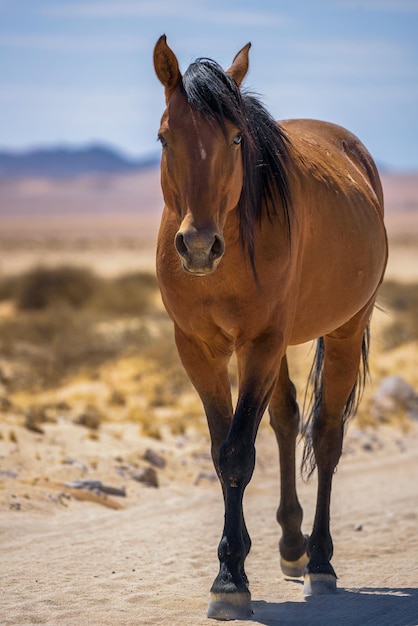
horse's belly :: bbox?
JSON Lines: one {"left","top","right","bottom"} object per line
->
{"left": 289, "top": 220, "right": 387, "bottom": 344}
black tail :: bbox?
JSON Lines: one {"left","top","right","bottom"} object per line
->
{"left": 301, "top": 325, "right": 370, "bottom": 478}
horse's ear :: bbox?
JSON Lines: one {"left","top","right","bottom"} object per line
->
{"left": 226, "top": 43, "right": 251, "bottom": 87}
{"left": 153, "top": 35, "right": 182, "bottom": 103}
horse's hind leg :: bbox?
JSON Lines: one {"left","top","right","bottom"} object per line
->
{"left": 269, "top": 356, "right": 308, "bottom": 577}
{"left": 304, "top": 303, "right": 374, "bottom": 595}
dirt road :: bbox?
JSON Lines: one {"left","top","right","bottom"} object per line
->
{"left": 1, "top": 421, "right": 417, "bottom": 625}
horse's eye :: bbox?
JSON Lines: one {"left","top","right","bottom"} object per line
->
{"left": 158, "top": 135, "right": 168, "bottom": 148}
{"left": 232, "top": 134, "right": 242, "bottom": 146}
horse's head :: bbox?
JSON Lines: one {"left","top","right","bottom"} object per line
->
{"left": 153, "top": 35, "right": 251, "bottom": 276}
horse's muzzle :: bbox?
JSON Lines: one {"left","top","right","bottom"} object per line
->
{"left": 174, "top": 227, "right": 225, "bottom": 275}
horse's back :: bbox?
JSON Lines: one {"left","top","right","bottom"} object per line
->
{"left": 282, "top": 118, "right": 384, "bottom": 215}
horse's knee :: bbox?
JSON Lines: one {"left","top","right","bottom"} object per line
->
{"left": 218, "top": 440, "right": 255, "bottom": 489}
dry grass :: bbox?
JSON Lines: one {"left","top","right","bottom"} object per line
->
{"left": 377, "top": 280, "right": 418, "bottom": 349}
{"left": 0, "top": 266, "right": 416, "bottom": 439}
{"left": 0, "top": 266, "right": 184, "bottom": 394}
{"left": 0, "top": 265, "right": 158, "bottom": 314}
{"left": 0, "top": 265, "right": 200, "bottom": 439}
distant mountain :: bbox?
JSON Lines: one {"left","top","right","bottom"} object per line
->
{"left": 0, "top": 144, "right": 159, "bottom": 179}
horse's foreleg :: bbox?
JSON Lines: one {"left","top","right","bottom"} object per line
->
{"left": 174, "top": 327, "right": 254, "bottom": 616}
{"left": 208, "top": 402, "right": 257, "bottom": 620}
{"left": 208, "top": 336, "right": 284, "bottom": 620}
{"left": 269, "top": 356, "right": 308, "bottom": 577}
{"left": 305, "top": 309, "right": 372, "bottom": 595}
{"left": 174, "top": 324, "right": 233, "bottom": 457}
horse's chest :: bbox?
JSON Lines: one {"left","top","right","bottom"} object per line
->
{"left": 171, "top": 287, "right": 262, "bottom": 344}
{"left": 193, "top": 293, "right": 245, "bottom": 332}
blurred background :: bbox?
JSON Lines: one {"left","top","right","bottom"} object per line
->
{"left": 1, "top": 0, "right": 417, "bottom": 168}
{"left": 0, "top": 1, "right": 417, "bottom": 509}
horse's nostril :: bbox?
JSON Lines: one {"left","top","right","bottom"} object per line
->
{"left": 175, "top": 232, "right": 188, "bottom": 258}
{"left": 175, "top": 228, "right": 224, "bottom": 273}
{"left": 210, "top": 234, "right": 224, "bottom": 260}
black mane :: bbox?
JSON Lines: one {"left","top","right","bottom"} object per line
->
{"left": 181, "top": 58, "right": 292, "bottom": 274}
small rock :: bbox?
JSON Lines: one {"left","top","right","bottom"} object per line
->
{"left": 47, "top": 492, "right": 70, "bottom": 506}
{"left": 24, "top": 406, "right": 47, "bottom": 434}
{"left": 62, "top": 457, "right": 88, "bottom": 474}
{"left": 64, "top": 479, "right": 126, "bottom": 496}
{"left": 0, "top": 469, "right": 19, "bottom": 478}
{"left": 74, "top": 405, "right": 102, "bottom": 430}
{"left": 143, "top": 448, "right": 166, "bottom": 469}
{"left": 24, "top": 420, "right": 44, "bottom": 435}
{"left": 373, "top": 376, "right": 418, "bottom": 421}
{"left": 131, "top": 467, "right": 159, "bottom": 488}
{"left": 354, "top": 523, "right": 363, "bottom": 532}
{"left": 194, "top": 471, "right": 218, "bottom": 486}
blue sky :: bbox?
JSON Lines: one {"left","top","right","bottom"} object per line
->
{"left": 0, "top": 0, "right": 417, "bottom": 170}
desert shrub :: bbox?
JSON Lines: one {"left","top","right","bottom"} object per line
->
{"left": 6, "top": 266, "right": 158, "bottom": 317}
{"left": 91, "top": 272, "right": 158, "bottom": 316}
{"left": 0, "top": 275, "right": 18, "bottom": 301}
{"left": 0, "top": 266, "right": 183, "bottom": 394}
{"left": 16, "top": 266, "right": 97, "bottom": 310}
{"left": 0, "top": 308, "right": 119, "bottom": 390}
{"left": 377, "top": 280, "right": 418, "bottom": 349}
{"left": 74, "top": 404, "right": 103, "bottom": 430}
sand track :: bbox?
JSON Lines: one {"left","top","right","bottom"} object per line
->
{"left": 1, "top": 422, "right": 417, "bottom": 625}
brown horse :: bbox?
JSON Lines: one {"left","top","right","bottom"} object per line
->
{"left": 153, "top": 35, "right": 388, "bottom": 620}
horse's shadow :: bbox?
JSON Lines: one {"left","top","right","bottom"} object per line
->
{"left": 251, "top": 585, "right": 418, "bottom": 625}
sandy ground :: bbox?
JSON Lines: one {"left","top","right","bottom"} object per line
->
{"left": 1, "top": 169, "right": 418, "bottom": 624}
{"left": 1, "top": 418, "right": 418, "bottom": 625}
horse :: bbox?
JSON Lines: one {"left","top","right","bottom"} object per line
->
{"left": 153, "top": 35, "right": 388, "bottom": 620}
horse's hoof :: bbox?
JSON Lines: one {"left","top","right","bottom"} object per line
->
{"left": 280, "top": 551, "right": 309, "bottom": 578}
{"left": 303, "top": 572, "right": 337, "bottom": 595}
{"left": 207, "top": 591, "right": 253, "bottom": 621}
